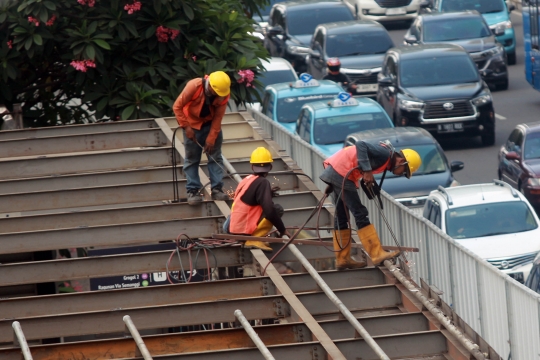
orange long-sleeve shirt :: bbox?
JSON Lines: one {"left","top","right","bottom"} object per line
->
{"left": 172, "top": 78, "right": 228, "bottom": 146}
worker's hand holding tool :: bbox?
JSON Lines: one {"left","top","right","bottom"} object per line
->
{"left": 184, "top": 125, "right": 196, "bottom": 141}
{"left": 279, "top": 230, "right": 292, "bottom": 239}
{"left": 362, "top": 170, "right": 375, "bottom": 187}
{"left": 204, "top": 142, "right": 215, "bottom": 154}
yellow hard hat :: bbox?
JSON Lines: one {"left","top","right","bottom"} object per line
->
{"left": 399, "top": 148, "right": 422, "bottom": 179}
{"left": 208, "top": 71, "right": 231, "bottom": 97}
{"left": 250, "top": 147, "right": 273, "bottom": 173}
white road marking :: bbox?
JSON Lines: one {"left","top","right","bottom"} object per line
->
{"left": 495, "top": 113, "right": 507, "bottom": 120}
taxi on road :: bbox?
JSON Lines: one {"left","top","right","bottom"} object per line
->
{"left": 260, "top": 73, "right": 343, "bottom": 134}
{"left": 295, "top": 92, "right": 394, "bottom": 157}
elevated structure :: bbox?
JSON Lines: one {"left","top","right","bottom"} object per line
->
{"left": 0, "top": 113, "right": 500, "bottom": 359}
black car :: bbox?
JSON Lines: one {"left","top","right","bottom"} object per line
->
{"left": 344, "top": 126, "right": 464, "bottom": 211}
{"left": 404, "top": 11, "right": 508, "bottom": 90}
{"left": 525, "top": 253, "right": 540, "bottom": 294}
{"left": 264, "top": 0, "right": 355, "bottom": 73}
{"left": 306, "top": 20, "right": 394, "bottom": 97}
{"left": 377, "top": 44, "right": 496, "bottom": 146}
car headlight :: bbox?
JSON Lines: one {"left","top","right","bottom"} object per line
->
{"left": 398, "top": 99, "right": 424, "bottom": 111}
{"left": 471, "top": 94, "right": 492, "bottom": 106}
{"left": 287, "top": 45, "right": 310, "bottom": 55}
{"left": 483, "top": 46, "right": 504, "bottom": 57}
{"left": 527, "top": 177, "right": 540, "bottom": 186}
{"left": 490, "top": 20, "right": 512, "bottom": 31}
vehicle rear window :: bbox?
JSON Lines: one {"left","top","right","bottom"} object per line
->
{"left": 524, "top": 132, "right": 540, "bottom": 160}
{"left": 313, "top": 113, "right": 393, "bottom": 145}
{"left": 276, "top": 94, "right": 337, "bottom": 123}
{"left": 424, "top": 17, "right": 491, "bottom": 42}
{"left": 400, "top": 55, "right": 479, "bottom": 87}
{"left": 445, "top": 201, "right": 538, "bottom": 239}
{"left": 326, "top": 30, "right": 394, "bottom": 57}
{"left": 441, "top": 0, "right": 505, "bottom": 14}
{"left": 286, "top": 7, "right": 354, "bottom": 36}
{"left": 377, "top": 144, "right": 447, "bottom": 179}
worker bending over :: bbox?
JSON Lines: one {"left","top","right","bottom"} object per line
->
{"left": 321, "top": 140, "right": 421, "bottom": 270}
{"left": 226, "top": 147, "right": 291, "bottom": 251}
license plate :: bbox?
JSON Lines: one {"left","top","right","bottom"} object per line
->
{"left": 356, "top": 84, "right": 378, "bottom": 93}
{"left": 509, "top": 272, "right": 524, "bottom": 283}
{"left": 437, "top": 123, "right": 463, "bottom": 133}
{"left": 386, "top": 7, "right": 406, "bottom": 15}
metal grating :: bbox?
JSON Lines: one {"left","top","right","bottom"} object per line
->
{"left": 374, "top": 0, "right": 413, "bottom": 8}
{"left": 423, "top": 101, "right": 475, "bottom": 119}
{"left": 346, "top": 72, "right": 378, "bottom": 84}
{"left": 488, "top": 253, "right": 538, "bottom": 270}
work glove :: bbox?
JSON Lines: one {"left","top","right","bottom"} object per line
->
{"left": 271, "top": 186, "right": 280, "bottom": 197}
{"left": 184, "top": 126, "right": 196, "bottom": 141}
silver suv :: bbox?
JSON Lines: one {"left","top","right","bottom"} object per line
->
{"left": 423, "top": 180, "right": 540, "bottom": 283}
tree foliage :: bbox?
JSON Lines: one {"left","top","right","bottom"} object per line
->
{"left": 0, "top": 0, "right": 269, "bottom": 127}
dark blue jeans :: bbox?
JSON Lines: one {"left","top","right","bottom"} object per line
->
{"left": 331, "top": 186, "right": 370, "bottom": 230}
{"left": 183, "top": 123, "right": 224, "bottom": 193}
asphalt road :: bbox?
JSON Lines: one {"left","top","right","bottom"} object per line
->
{"left": 384, "top": 11, "right": 540, "bottom": 185}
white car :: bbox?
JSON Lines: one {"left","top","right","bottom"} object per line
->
{"left": 423, "top": 180, "right": 540, "bottom": 283}
{"left": 342, "top": 0, "right": 423, "bottom": 22}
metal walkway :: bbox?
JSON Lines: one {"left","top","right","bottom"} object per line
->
{"left": 0, "top": 113, "right": 500, "bottom": 359}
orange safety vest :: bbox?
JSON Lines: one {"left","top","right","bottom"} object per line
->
{"left": 229, "top": 175, "right": 263, "bottom": 235}
{"left": 182, "top": 75, "right": 230, "bottom": 119}
{"left": 324, "top": 146, "right": 390, "bottom": 188}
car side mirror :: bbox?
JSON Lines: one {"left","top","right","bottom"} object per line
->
{"left": 420, "top": 0, "right": 431, "bottom": 8}
{"left": 378, "top": 77, "right": 394, "bottom": 87}
{"left": 450, "top": 161, "right": 464, "bottom": 172}
{"left": 309, "top": 48, "right": 321, "bottom": 58}
{"left": 492, "top": 27, "right": 505, "bottom": 36}
{"left": 268, "top": 25, "right": 284, "bottom": 36}
{"left": 506, "top": 151, "right": 521, "bottom": 161}
{"left": 404, "top": 34, "right": 418, "bottom": 45}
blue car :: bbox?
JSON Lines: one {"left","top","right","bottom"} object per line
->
{"left": 422, "top": 0, "right": 516, "bottom": 64}
{"left": 260, "top": 73, "right": 343, "bottom": 134}
{"left": 295, "top": 92, "right": 394, "bottom": 157}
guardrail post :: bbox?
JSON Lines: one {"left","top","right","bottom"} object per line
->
{"left": 12, "top": 321, "right": 33, "bottom": 360}
{"left": 234, "top": 309, "right": 276, "bottom": 360}
{"left": 123, "top": 315, "right": 153, "bottom": 360}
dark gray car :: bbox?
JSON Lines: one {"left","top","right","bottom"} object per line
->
{"left": 344, "top": 126, "right": 464, "bottom": 211}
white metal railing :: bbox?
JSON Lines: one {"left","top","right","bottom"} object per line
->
{"left": 248, "top": 108, "right": 540, "bottom": 360}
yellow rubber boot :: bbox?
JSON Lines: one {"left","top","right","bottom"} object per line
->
{"left": 357, "top": 224, "right": 400, "bottom": 265}
{"left": 245, "top": 218, "right": 273, "bottom": 252}
{"left": 333, "top": 229, "right": 367, "bottom": 270}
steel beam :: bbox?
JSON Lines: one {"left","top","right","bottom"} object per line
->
{"left": 0, "top": 119, "right": 157, "bottom": 141}
{"left": 0, "top": 207, "right": 329, "bottom": 254}
{"left": 0, "top": 129, "right": 169, "bottom": 158}
{"left": 0, "top": 147, "right": 172, "bottom": 180}
{"left": 0, "top": 286, "right": 401, "bottom": 342}
{"left": 164, "top": 115, "right": 247, "bottom": 126}
{"left": 0, "top": 240, "right": 337, "bottom": 286}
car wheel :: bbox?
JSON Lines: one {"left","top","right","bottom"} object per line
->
{"left": 498, "top": 169, "right": 502, "bottom": 180}
{"left": 481, "top": 129, "right": 495, "bottom": 146}
{"left": 497, "top": 79, "right": 509, "bottom": 91}
{"left": 508, "top": 52, "right": 516, "bottom": 65}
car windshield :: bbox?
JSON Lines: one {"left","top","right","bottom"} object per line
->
{"left": 255, "top": 0, "right": 283, "bottom": 21}
{"left": 313, "top": 113, "right": 393, "bottom": 145}
{"left": 446, "top": 202, "right": 538, "bottom": 239}
{"left": 524, "top": 132, "right": 540, "bottom": 160}
{"left": 326, "top": 30, "right": 394, "bottom": 57}
{"left": 286, "top": 7, "right": 354, "bottom": 36}
{"left": 400, "top": 55, "right": 479, "bottom": 87}
{"left": 257, "top": 70, "right": 298, "bottom": 98}
{"left": 441, "top": 0, "right": 505, "bottom": 14}
{"left": 375, "top": 144, "right": 447, "bottom": 179}
{"left": 276, "top": 93, "right": 337, "bottom": 123}
{"left": 424, "top": 17, "right": 491, "bottom": 42}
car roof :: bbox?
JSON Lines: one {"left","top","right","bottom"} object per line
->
{"left": 267, "top": 80, "right": 343, "bottom": 95}
{"left": 318, "top": 20, "right": 386, "bottom": 34}
{"left": 420, "top": 10, "right": 483, "bottom": 22}
{"left": 261, "top": 57, "right": 296, "bottom": 72}
{"left": 434, "top": 182, "right": 522, "bottom": 208}
{"left": 346, "top": 127, "right": 436, "bottom": 147}
{"left": 276, "top": 0, "right": 346, "bottom": 11}
{"left": 389, "top": 43, "right": 468, "bottom": 60}
{"left": 303, "top": 97, "right": 385, "bottom": 116}
{"left": 518, "top": 121, "right": 540, "bottom": 134}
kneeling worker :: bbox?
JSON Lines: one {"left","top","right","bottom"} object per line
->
{"left": 227, "top": 147, "right": 290, "bottom": 251}
{"left": 321, "top": 140, "right": 421, "bottom": 269}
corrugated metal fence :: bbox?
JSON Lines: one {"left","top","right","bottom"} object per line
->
{"left": 248, "top": 108, "right": 540, "bottom": 360}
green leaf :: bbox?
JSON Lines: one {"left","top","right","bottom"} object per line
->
{"left": 118, "top": 26, "right": 127, "bottom": 41}
{"left": 204, "top": 43, "right": 219, "bottom": 57}
{"left": 39, "top": 7, "right": 48, "bottom": 23}
{"left": 0, "top": 13, "right": 6, "bottom": 23}
{"left": 183, "top": 3, "right": 194, "bottom": 20}
{"left": 145, "top": 104, "right": 162, "bottom": 117}
{"left": 229, "top": 11, "right": 238, "bottom": 21}
{"left": 145, "top": 26, "right": 156, "bottom": 39}
{"left": 43, "top": 1, "right": 56, "bottom": 10}
{"left": 96, "top": 97, "right": 108, "bottom": 111}
{"left": 24, "top": 37, "right": 33, "bottom": 51}
{"left": 153, "top": 0, "right": 162, "bottom": 14}
{"left": 85, "top": 45, "right": 95, "bottom": 59}
{"left": 124, "top": 21, "right": 138, "bottom": 37}
{"left": 93, "top": 39, "right": 110, "bottom": 50}
{"left": 17, "top": 2, "right": 28, "bottom": 12}
{"left": 33, "top": 34, "right": 43, "bottom": 46}
{"left": 122, "top": 105, "right": 135, "bottom": 119}
{"left": 87, "top": 21, "right": 98, "bottom": 35}
{"left": 13, "top": 27, "right": 27, "bottom": 34}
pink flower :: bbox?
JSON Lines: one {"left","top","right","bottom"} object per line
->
{"left": 85, "top": 59, "right": 96, "bottom": 68}
{"left": 7, "top": 40, "right": 12, "bottom": 49}
{"left": 156, "top": 26, "right": 180, "bottom": 42}
{"left": 192, "top": 55, "right": 197, "bottom": 61}
{"left": 238, "top": 69, "right": 255, "bottom": 87}
{"left": 46, "top": 14, "right": 56, "bottom": 26}
{"left": 124, "top": 1, "right": 141, "bottom": 14}
{"left": 70, "top": 59, "right": 96, "bottom": 72}
{"left": 77, "top": 0, "right": 95, "bottom": 7}
{"left": 28, "top": 16, "right": 40, "bottom": 26}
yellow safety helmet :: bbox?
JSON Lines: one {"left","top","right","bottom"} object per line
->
{"left": 250, "top": 147, "right": 273, "bottom": 173}
{"left": 208, "top": 71, "right": 231, "bottom": 97}
{"left": 399, "top": 148, "right": 422, "bottom": 179}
